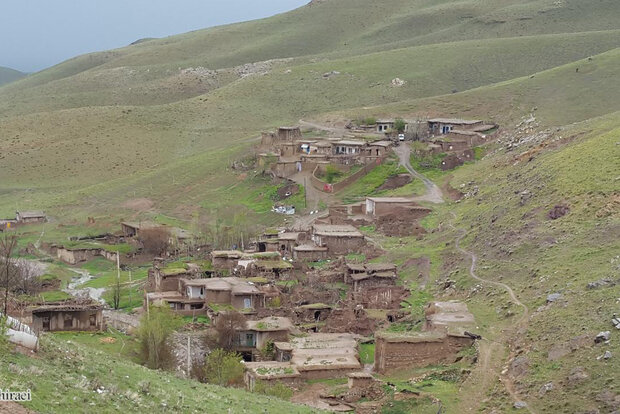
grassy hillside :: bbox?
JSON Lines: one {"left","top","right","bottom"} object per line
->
{"left": 363, "top": 111, "right": 620, "bottom": 412}
{"left": 0, "top": 66, "right": 25, "bottom": 86}
{"left": 0, "top": 332, "right": 317, "bottom": 413}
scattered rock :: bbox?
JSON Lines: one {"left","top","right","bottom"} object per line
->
{"left": 322, "top": 71, "right": 340, "bottom": 78}
{"left": 514, "top": 401, "right": 528, "bottom": 409}
{"left": 586, "top": 278, "right": 617, "bottom": 290}
{"left": 390, "top": 77, "right": 406, "bottom": 87}
{"left": 509, "top": 356, "right": 530, "bottom": 378}
{"left": 547, "top": 293, "right": 562, "bottom": 303}
{"left": 613, "top": 316, "right": 620, "bottom": 330}
{"left": 595, "top": 331, "right": 611, "bottom": 343}
{"left": 539, "top": 382, "right": 554, "bottom": 396}
{"left": 548, "top": 204, "right": 570, "bottom": 220}
{"left": 567, "top": 366, "right": 588, "bottom": 385}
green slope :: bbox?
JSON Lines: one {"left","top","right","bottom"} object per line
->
{"left": 0, "top": 334, "right": 317, "bottom": 413}
{"left": 0, "top": 66, "right": 25, "bottom": 86}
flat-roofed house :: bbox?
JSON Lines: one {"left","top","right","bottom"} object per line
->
{"left": 16, "top": 211, "right": 47, "bottom": 224}
{"left": 427, "top": 118, "right": 483, "bottom": 135}
{"left": 31, "top": 302, "right": 103, "bottom": 333}
{"left": 311, "top": 224, "right": 365, "bottom": 255}
{"left": 274, "top": 333, "right": 362, "bottom": 380}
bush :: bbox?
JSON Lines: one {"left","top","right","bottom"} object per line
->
{"left": 260, "top": 340, "right": 275, "bottom": 359}
{"left": 204, "top": 349, "right": 244, "bottom": 387}
{"left": 254, "top": 380, "right": 293, "bottom": 400}
{"left": 324, "top": 165, "right": 342, "bottom": 184}
{"left": 393, "top": 118, "right": 407, "bottom": 133}
{"left": 267, "top": 296, "right": 282, "bottom": 308}
{"left": 137, "top": 305, "right": 183, "bottom": 369}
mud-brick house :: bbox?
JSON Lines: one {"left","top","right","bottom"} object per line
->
{"left": 31, "top": 303, "right": 103, "bottom": 333}
{"left": 234, "top": 316, "right": 293, "bottom": 360}
{"left": 374, "top": 300, "right": 477, "bottom": 373}
{"left": 365, "top": 141, "right": 392, "bottom": 159}
{"left": 277, "top": 126, "right": 302, "bottom": 141}
{"left": 374, "top": 330, "right": 474, "bottom": 374}
{"left": 251, "top": 259, "right": 293, "bottom": 280}
{"left": 345, "top": 263, "right": 397, "bottom": 291}
{"left": 148, "top": 264, "right": 196, "bottom": 292}
{"left": 376, "top": 119, "right": 411, "bottom": 133}
{"left": 55, "top": 245, "right": 119, "bottom": 265}
{"left": 427, "top": 118, "right": 483, "bottom": 135}
{"left": 16, "top": 211, "right": 47, "bottom": 224}
{"left": 295, "top": 303, "right": 333, "bottom": 324}
{"left": 277, "top": 232, "right": 305, "bottom": 256}
{"left": 243, "top": 361, "right": 301, "bottom": 391}
{"left": 292, "top": 244, "right": 328, "bottom": 261}
{"left": 211, "top": 250, "right": 243, "bottom": 270}
{"left": 311, "top": 224, "right": 365, "bottom": 256}
{"left": 145, "top": 277, "right": 266, "bottom": 315}
{"left": 333, "top": 140, "right": 366, "bottom": 158}
{"left": 274, "top": 333, "right": 362, "bottom": 380}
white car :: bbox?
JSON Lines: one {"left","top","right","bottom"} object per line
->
{"left": 398, "top": 133, "right": 405, "bottom": 141}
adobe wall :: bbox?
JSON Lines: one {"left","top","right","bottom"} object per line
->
{"left": 299, "top": 368, "right": 359, "bottom": 381}
{"left": 256, "top": 330, "right": 289, "bottom": 349}
{"left": 375, "top": 335, "right": 474, "bottom": 374}
{"left": 351, "top": 286, "right": 407, "bottom": 309}
{"left": 293, "top": 249, "right": 328, "bottom": 261}
{"left": 232, "top": 295, "right": 263, "bottom": 310}
{"left": 324, "top": 236, "right": 366, "bottom": 255}
{"left": 206, "top": 290, "right": 232, "bottom": 305}
{"left": 32, "top": 310, "right": 103, "bottom": 333}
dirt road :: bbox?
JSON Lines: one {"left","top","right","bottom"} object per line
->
{"left": 394, "top": 144, "right": 444, "bottom": 203}
{"left": 450, "top": 212, "right": 534, "bottom": 414}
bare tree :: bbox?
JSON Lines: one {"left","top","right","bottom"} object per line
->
{"left": 0, "top": 234, "right": 18, "bottom": 315}
{"left": 214, "top": 311, "right": 247, "bottom": 350}
{"left": 13, "top": 259, "right": 42, "bottom": 296}
{"left": 139, "top": 228, "right": 170, "bottom": 256}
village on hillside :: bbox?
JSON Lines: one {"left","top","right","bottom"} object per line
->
{"left": 3, "top": 116, "right": 497, "bottom": 411}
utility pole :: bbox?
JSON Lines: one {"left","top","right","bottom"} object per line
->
{"left": 187, "top": 335, "right": 191, "bottom": 376}
{"left": 304, "top": 177, "right": 307, "bottom": 209}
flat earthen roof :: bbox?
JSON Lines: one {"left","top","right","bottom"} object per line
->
{"left": 313, "top": 224, "right": 363, "bottom": 238}
{"left": 428, "top": 118, "right": 482, "bottom": 125}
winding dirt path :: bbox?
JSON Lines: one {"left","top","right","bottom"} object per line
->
{"left": 394, "top": 144, "right": 444, "bottom": 203}
{"left": 449, "top": 212, "right": 534, "bottom": 413}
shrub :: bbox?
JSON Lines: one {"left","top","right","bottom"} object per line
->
{"left": 267, "top": 296, "right": 282, "bottom": 308}
{"left": 260, "top": 340, "right": 275, "bottom": 359}
{"left": 324, "top": 165, "right": 342, "bottom": 184}
{"left": 137, "top": 304, "right": 183, "bottom": 369}
{"left": 393, "top": 118, "right": 407, "bottom": 133}
{"left": 204, "top": 349, "right": 244, "bottom": 387}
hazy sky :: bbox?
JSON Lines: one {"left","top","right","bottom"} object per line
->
{"left": 1, "top": 0, "right": 308, "bottom": 73}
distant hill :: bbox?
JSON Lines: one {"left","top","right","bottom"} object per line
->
{"left": 0, "top": 66, "right": 25, "bottom": 86}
